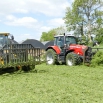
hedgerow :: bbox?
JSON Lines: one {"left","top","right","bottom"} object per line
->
{"left": 91, "top": 51, "right": 103, "bottom": 67}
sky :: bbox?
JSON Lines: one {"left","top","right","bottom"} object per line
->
{"left": 0, "top": 0, "right": 74, "bottom": 43}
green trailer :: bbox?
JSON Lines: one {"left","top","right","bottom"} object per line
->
{"left": 0, "top": 33, "right": 40, "bottom": 72}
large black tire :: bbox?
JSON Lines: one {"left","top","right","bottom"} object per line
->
{"left": 46, "top": 49, "right": 57, "bottom": 65}
{"left": 66, "top": 52, "right": 81, "bottom": 66}
{"left": 22, "top": 65, "right": 31, "bottom": 71}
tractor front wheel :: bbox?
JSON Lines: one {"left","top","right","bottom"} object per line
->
{"left": 46, "top": 49, "right": 57, "bottom": 65}
{"left": 66, "top": 53, "right": 80, "bottom": 66}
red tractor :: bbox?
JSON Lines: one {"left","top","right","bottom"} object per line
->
{"left": 45, "top": 34, "right": 92, "bottom": 66}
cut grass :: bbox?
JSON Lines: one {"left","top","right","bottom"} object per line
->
{"left": 0, "top": 64, "right": 103, "bottom": 103}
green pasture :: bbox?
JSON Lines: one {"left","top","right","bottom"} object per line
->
{"left": 0, "top": 64, "right": 103, "bottom": 103}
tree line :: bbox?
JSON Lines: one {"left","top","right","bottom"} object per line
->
{"left": 40, "top": 0, "right": 103, "bottom": 44}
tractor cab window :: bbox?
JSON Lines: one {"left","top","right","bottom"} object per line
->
{"left": 0, "top": 36, "right": 4, "bottom": 47}
{"left": 54, "top": 36, "right": 64, "bottom": 47}
{"left": 0, "top": 35, "right": 8, "bottom": 48}
{"left": 65, "top": 36, "right": 77, "bottom": 45}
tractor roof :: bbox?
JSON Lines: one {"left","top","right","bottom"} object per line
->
{"left": 54, "top": 34, "right": 75, "bottom": 37}
{"left": 0, "top": 33, "right": 10, "bottom": 36}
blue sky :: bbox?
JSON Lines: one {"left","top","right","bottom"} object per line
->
{"left": 0, "top": 0, "right": 74, "bottom": 42}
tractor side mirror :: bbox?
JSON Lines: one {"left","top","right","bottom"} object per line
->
{"left": 11, "top": 35, "right": 14, "bottom": 40}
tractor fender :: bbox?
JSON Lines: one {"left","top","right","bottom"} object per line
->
{"left": 65, "top": 50, "right": 74, "bottom": 59}
{"left": 46, "top": 46, "right": 61, "bottom": 54}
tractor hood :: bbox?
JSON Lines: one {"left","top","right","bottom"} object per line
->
{"left": 69, "top": 44, "right": 88, "bottom": 56}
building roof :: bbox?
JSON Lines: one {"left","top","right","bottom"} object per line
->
{"left": 9, "top": 39, "right": 18, "bottom": 44}
{"left": 42, "top": 41, "right": 49, "bottom": 45}
{"left": 22, "top": 39, "right": 45, "bottom": 49}
{"left": 44, "top": 40, "right": 54, "bottom": 49}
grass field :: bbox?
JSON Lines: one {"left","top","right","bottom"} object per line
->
{"left": 0, "top": 64, "right": 103, "bottom": 103}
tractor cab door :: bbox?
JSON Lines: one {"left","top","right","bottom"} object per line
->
{"left": 54, "top": 36, "right": 65, "bottom": 55}
{"left": 0, "top": 35, "right": 8, "bottom": 48}
{"left": 0, "top": 33, "right": 14, "bottom": 49}
{"left": 54, "top": 36, "right": 64, "bottom": 49}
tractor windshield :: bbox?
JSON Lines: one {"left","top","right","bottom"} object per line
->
{"left": 54, "top": 36, "right": 77, "bottom": 47}
{"left": 0, "top": 35, "right": 8, "bottom": 48}
{"left": 65, "top": 36, "right": 77, "bottom": 45}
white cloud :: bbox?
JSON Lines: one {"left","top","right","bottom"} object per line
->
{"left": 40, "top": 26, "right": 51, "bottom": 32}
{"left": 15, "top": 34, "right": 33, "bottom": 42}
{"left": 5, "top": 15, "right": 38, "bottom": 28}
{"left": 6, "top": 15, "right": 16, "bottom": 21}
{"left": 5, "top": 15, "right": 63, "bottom": 32}
{"left": 48, "top": 18, "right": 64, "bottom": 27}
{"left": 15, "top": 9, "right": 28, "bottom": 13}
{"left": 0, "top": 0, "right": 71, "bottom": 17}
{"left": 0, "top": 1, "right": 26, "bottom": 15}
{"left": 25, "top": 0, "right": 70, "bottom": 17}
{"left": 0, "top": 0, "right": 74, "bottom": 42}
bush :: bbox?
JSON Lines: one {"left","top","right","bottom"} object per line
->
{"left": 91, "top": 51, "right": 103, "bottom": 67}
{"left": 78, "top": 36, "right": 88, "bottom": 45}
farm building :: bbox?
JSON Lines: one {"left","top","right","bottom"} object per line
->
{"left": 42, "top": 40, "right": 54, "bottom": 49}
{"left": 42, "top": 41, "right": 49, "bottom": 45}
{"left": 22, "top": 39, "right": 45, "bottom": 56}
{"left": 9, "top": 39, "right": 18, "bottom": 44}
{"left": 22, "top": 39, "right": 45, "bottom": 48}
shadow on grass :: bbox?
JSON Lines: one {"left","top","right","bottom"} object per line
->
{"left": 0, "top": 67, "right": 38, "bottom": 76}
{"left": 37, "top": 69, "right": 48, "bottom": 73}
{"left": 0, "top": 67, "right": 18, "bottom": 75}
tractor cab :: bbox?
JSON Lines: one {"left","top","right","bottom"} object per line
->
{"left": 0, "top": 33, "right": 14, "bottom": 48}
{"left": 54, "top": 35, "right": 77, "bottom": 50}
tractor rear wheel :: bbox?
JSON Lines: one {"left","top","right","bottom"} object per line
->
{"left": 46, "top": 49, "right": 57, "bottom": 65}
{"left": 66, "top": 53, "right": 81, "bottom": 66}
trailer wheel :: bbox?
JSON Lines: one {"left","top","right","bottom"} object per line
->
{"left": 46, "top": 49, "right": 57, "bottom": 65}
{"left": 66, "top": 53, "right": 80, "bottom": 66}
{"left": 22, "top": 65, "right": 31, "bottom": 71}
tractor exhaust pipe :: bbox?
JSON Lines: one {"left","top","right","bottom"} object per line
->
{"left": 63, "top": 33, "right": 67, "bottom": 49}
{"left": 63, "top": 33, "right": 66, "bottom": 46}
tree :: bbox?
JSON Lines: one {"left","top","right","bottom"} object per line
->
{"left": 64, "top": 0, "right": 103, "bottom": 42}
{"left": 40, "top": 26, "right": 66, "bottom": 41}
{"left": 40, "top": 30, "right": 56, "bottom": 42}
{"left": 95, "top": 27, "right": 103, "bottom": 43}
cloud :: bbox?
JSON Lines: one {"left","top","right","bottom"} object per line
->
{"left": 15, "top": 9, "right": 28, "bottom": 13}
{"left": 25, "top": 0, "right": 70, "bottom": 17}
{"left": 0, "top": 0, "right": 71, "bottom": 17}
{"left": 5, "top": 15, "right": 38, "bottom": 28}
{"left": 0, "top": 0, "right": 71, "bottom": 28}
{"left": 0, "top": 0, "right": 74, "bottom": 42}
{"left": 40, "top": 26, "right": 51, "bottom": 32}
{"left": 48, "top": 18, "right": 64, "bottom": 27}
{"left": 5, "top": 15, "right": 64, "bottom": 31}
{"left": 0, "top": 1, "right": 26, "bottom": 15}
{"left": 15, "top": 34, "right": 33, "bottom": 42}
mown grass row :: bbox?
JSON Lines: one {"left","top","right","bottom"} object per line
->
{"left": 0, "top": 63, "right": 103, "bottom": 103}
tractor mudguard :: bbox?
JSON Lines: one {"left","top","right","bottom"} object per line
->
{"left": 46, "top": 46, "right": 61, "bottom": 54}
